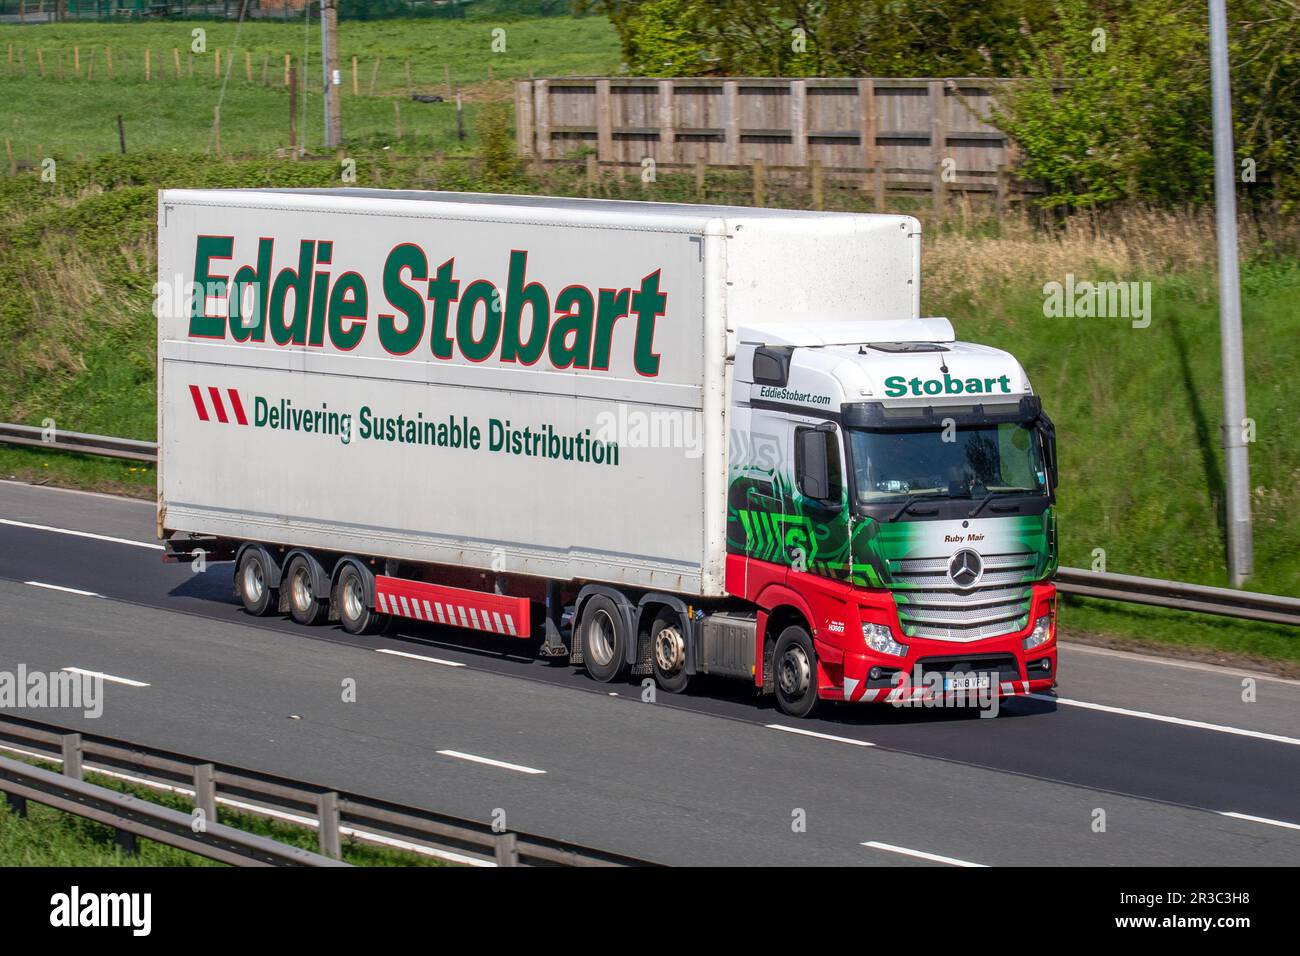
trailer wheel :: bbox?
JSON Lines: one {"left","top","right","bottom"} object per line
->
{"left": 285, "top": 555, "right": 327, "bottom": 626}
{"left": 579, "top": 595, "right": 629, "bottom": 683}
{"left": 651, "top": 611, "right": 690, "bottom": 694}
{"left": 335, "top": 563, "right": 387, "bottom": 636}
{"left": 236, "top": 548, "right": 277, "bottom": 617}
{"left": 773, "top": 625, "right": 819, "bottom": 718}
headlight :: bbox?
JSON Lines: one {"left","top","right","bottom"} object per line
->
{"left": 862, "top": 622, "right": 907, "bottom": 657}
{"left": 1023, "top": 614, "right": 1054, "bottom": 651}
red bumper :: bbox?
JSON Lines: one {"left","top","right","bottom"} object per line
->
{"left": 826, "top": 580, "right": 1058, "bottom": 705}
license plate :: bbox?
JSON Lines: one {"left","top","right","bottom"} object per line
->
{"left": 943, "top": 673, "right": 990, "bottom": 692}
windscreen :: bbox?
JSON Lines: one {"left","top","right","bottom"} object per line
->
{"left": 848, "top": 422, "right": 1047, "bottom": 505}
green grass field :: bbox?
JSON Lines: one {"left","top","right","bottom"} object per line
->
{"left": 0, "top": 15, "right": 620, "bottom": 158}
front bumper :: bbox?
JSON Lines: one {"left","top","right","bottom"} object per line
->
{"left": 825, "top": 581, "right": 1057, "bottom": 705}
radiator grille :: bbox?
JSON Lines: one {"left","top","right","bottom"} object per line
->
{"left": 890, "top": 552, "right": 1037, "bottom": 642}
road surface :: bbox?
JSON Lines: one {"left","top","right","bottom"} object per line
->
{"left": 1, "top": 479, "right": 1297, "bottom": 865}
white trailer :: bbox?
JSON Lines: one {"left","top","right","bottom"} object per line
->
{"left": 157, "top": 189, "right": 1057, "bottom": 717}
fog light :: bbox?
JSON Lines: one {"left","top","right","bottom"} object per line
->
{"left": 862, "top": 622, "right": 907, "bottom": 657}
{"left": 1023, "top": 615, "right": 1054, "bottom": 651}
{"left": 869, "top": 666, "right": 882, "bottom": 680}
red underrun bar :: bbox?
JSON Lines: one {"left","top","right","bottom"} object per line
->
{"left": 374, "top": 575, "right": 531, "bottom": 638}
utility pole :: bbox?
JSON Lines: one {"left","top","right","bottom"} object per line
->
{"left": 320, "top": 0, "right": 342, "bottom": 148}
{"left": 1208, "top": 0, "right": 1252, "bottom": 586}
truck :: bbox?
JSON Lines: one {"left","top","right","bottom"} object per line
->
{"left": 156, "top": 187, "right": 1059, "bottom": 718}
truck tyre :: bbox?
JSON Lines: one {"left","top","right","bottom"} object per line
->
{"left": 236, "top": 548, "right": 277, "bottom": 617}
{"left": 773, "top": 625, "right": 819, "bottom": 718}
{"left": 335, "top": 563, "right": 387, "bottom": 636}
{"left": 651, "top": 611, "right": 691, "bottom": 694}
{"left": 285, "top": 554, "right": 327, "bottom": 626}
{"left": 579, "top": 595, "right": 629, "bottom": 683}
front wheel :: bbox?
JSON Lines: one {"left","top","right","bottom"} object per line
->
{"left": 773, "top": 625, "right": 819, "bottom": 718}
{"left": 651, "top": 612, "right": 690, "bottom": 693}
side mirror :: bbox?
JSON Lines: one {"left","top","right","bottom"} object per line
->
{"left": 796, "top": 427, "right": 832, "bottom": 501}
{"left": 1037, "top": 413, "right": 1058, "bottom": 491}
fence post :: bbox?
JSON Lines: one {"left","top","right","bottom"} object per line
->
{"left": 317, "top": 791, "right": 341, "bottom": 860}
{"left": 929, "top": 79, "right": 947, "bottom": 215}
{"left": 657, "top": 78, "right": 675, "bottom": 167}
{"left": 534, "top": 78, "right": 550, "bottom": 160}
{"left": 61, "top": 733, "right": 83, "bottom": 781}
{"left": 351, "top": 55, "right": 357, "bottom": 96}
{"left": 595, "top": 78, "right": 613, "bottom": 163}
{"left": 193, "top": 762, "right": 216, "bottom": 825}
{"left": 368, "top": 56, "right": 380, "bottom": 96}
{"left": 752, "top": 157, "right": 765, "bottom": 207}
{"left": 144, "top": 48, "right": 150, "bottom": 81}
{"left": 288, "top": 64, "right": 298, "bottom": 155}
{"left": 789, "top": 78, "right": 808, "bottom": 170}
{"left": 515, "top": 79, "right": 534, "bottom": 158}
{"left": 810, "top": 158, "right": 823, "bottom": 210}
{"left": 694, "top": 155, "right": 705, "bottom": 201}
{"left": 722, "top": 80, "right": 739, "bottom": 167}
{"left": 174, "top": 47, "right": 181, "bottom": 79}
{"left": 494, "top": 832, "right": 518, "bottom": 867}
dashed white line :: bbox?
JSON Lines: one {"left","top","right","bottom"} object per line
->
{"left": 375, "top": 648, "right": 466, "bottom": 668}
{"left": 436, "top": 750, "right": 546, "bottom": 775}
{"left": 863, "top": 841, "right": 988, "bottom": 867}
{"left": 25, "top": 581, "right": 101, "bottom": 598}
{"left": 1, "top": 519, "right": 163, "bottom": 551}
{"left": 62, "top": 667, "right": 150, "bottom": 688}
{"left": 1030, "top": 694, "right": 1300, "bottom": 747}
{"left": 765, "top": 724, "right": 875, "bottom": 747}
{"left": 1220, "top": 811, "right": 1300, "bottom": 831}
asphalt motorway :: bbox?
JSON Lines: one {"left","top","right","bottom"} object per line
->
{"left": 1, "top": 480, "right": 1297, "bottom": 866}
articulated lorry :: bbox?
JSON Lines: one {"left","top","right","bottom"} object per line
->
{"left": 157, "top": 188, "right": 1059, "bottom": 717}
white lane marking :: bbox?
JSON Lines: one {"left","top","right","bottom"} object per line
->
{"left": 25, "top": 581, "right": 100, "bottom": 597}
{"left": 375, "top": 648, "right": 465, "bottom": 668}
{"left": 62, "top": 666, "right": 150, "bottom": 688}
{"left": 1220, "top": 811, "right": 1300, "bottom": 831}
{"left": 436, "top": 750, "right": 546, "bottom": 775}
{"left": 1029, "top": 694, "right": 1300, "bottom": 747}
{"left": 863, "top": 841, "right": 988, "bottom": 868}
{"left": 1060, "top": 641, "right": 1300, "bottom": 687}
{"left": 1, "top": 518, "right": 163, "bottom": 551}
{"left": 765, "top": 724, "right": 875, "bottom": 747}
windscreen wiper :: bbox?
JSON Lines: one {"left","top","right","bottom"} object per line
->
{"left": 968, "top": 491, "right": 1023, "bottom": 519}
{"left": 888, "top": 493, "right": 942, "bottom": 522}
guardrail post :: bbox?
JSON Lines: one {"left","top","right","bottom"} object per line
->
{"left": 494, "top": 832, "right": 519, "bottom": 867}
{"left": 193, "top": 762, "right": 216, "bottom": 826}
{"left": 3, "top": 791, "right": 26, "bottom": 818}
{"left": 318, "top": 791, "right": 341, "bottom": 860}
{"left": 61, "top": 733, "right": 82, "bottom": 781}
{"left": 115, "top": 827, "right": 138, "bottom": 856}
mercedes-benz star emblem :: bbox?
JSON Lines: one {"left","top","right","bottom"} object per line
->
{"left": 948, "top": 549, "right": 984, "bottom": 589}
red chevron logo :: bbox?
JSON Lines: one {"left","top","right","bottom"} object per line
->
{"left": 189, "top": 385, "right": 248, "bottom": 425}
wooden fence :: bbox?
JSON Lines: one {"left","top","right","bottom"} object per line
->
{"left": 516, "top": 77, "right": 1028, "bottom": 203}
